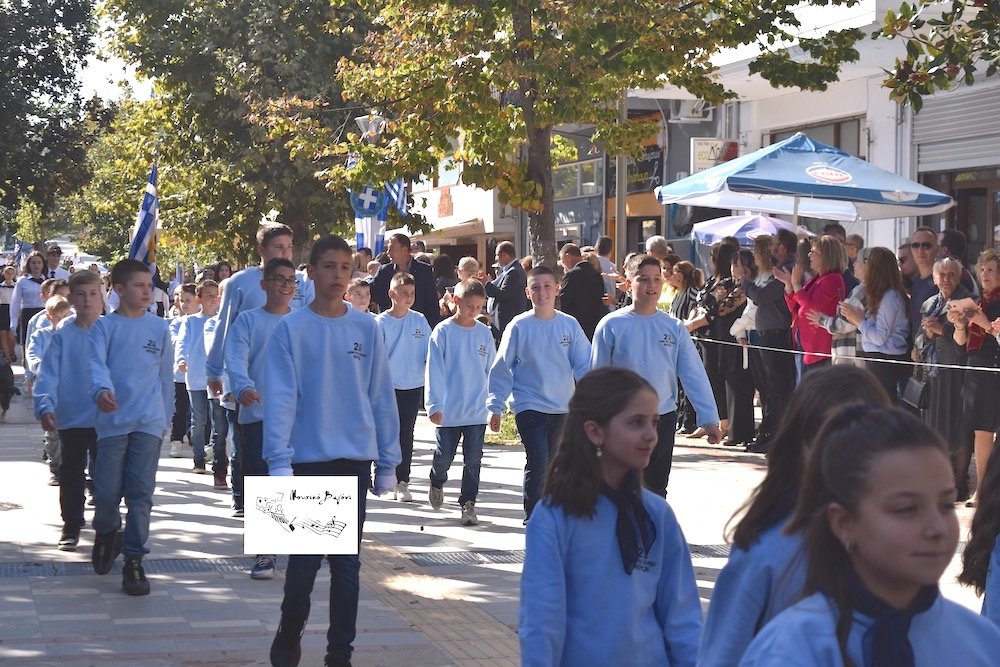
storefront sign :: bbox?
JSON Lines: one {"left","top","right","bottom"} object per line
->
{"left": 607, "top": 145, "right": 664, "bottom": 196}
{"left": 690, "top": 138, "right": 739, "bottom": 173}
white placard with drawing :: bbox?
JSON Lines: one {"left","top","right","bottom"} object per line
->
{"left": 244, "top": 476, "right": 360, "bottom": 555}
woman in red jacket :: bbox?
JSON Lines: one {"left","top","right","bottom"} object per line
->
{"left": 774, "top": 235, "right": 846, "bottom": 375}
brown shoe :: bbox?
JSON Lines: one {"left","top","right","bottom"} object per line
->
{"left": 213, "top": 469, "right": 228, "bottom": 490}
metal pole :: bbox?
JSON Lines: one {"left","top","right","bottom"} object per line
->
{"left": 615, "top": 91, "right": 628, "bottom": 264}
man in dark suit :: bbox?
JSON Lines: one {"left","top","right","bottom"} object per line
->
{"left": 558, "top": 243, "right": 607, "bottom": 340}
{"left": 484, "top": 241, "right": 528, "bottom": 340}
{"left": 372, "top": 233, "right": 440, "bottom": 327}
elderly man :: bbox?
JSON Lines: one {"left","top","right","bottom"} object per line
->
{"left": 372, "top": 233, "right": 440, "bottom": 326}
{"left": 483, "top": 241, "right": 528, "bottom": 339}
{"left": 558, "top": 243, "right": 607, "bottom": 340}
{"left": 644, "top": 235, "right": 672, "bottom": 261}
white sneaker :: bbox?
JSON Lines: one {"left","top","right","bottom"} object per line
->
{"left": 169, "top": 440, "right": 184, "bottom": 458}
{"left": 461, "top": 501, "right": 478, "bottom": 526}
{"left": 205, "top": 447, "right": 214, "bottom": 464}
{"left": 394, "top": 481, "right": 412, "bottom": 502}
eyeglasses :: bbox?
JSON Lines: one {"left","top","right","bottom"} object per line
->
{"left": 267, "top": 276, "right": 297, "bottom": 288}
{"left": 910, "top": 241, "right": 934, "bottom": 250}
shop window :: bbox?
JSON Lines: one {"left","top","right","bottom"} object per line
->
{"left": 553, "top": 158, "right": 604, "bottom": 201}
{"left": 769, "top": 118, "right": 863, "bottom": 156}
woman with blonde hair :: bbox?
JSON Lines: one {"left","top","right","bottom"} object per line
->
{"left": 774, "top": 235, "right": 846, "bottom": 374}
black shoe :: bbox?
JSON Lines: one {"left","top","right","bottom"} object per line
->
{"left": 324, "top": 656, "right": 352, "bottom": 667}
{"left": 121, "top": 557, "right": 150, "bottom": 596}
{"left": 92, "top": 529, "right": 122, "bottom": 574}
{"left": 745, "top": 439, "right": 770, "bottom": 454}
{"left": 270, "top": 617, "right": 305, "bottom": 667}
{"left": 57, "top": 524, "right": 81, "bottom": 551}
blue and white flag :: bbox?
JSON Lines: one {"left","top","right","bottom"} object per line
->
{"left": 129, "top": 162, "right": 159, "bottom": 265}
{"left": 346, "top": 154, "right": 408, "bottom": 254}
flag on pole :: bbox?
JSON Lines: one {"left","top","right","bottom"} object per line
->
{"left": 346, "top": 154, "right": 407, "bottom": 254}
{"left": 386, "top": 178, "right": 407, "bottom": 216}
{"left": 129, "top": 162, "right": 159, "bottom": 265}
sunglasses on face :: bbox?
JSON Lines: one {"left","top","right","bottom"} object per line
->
{"left": 910, "top": 241, "right": 934, "bottom": 250}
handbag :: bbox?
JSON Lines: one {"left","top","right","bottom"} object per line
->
{"left": 901, "top": 367, "right": 929, "bottom": 411}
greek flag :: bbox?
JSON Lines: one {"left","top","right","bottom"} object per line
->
{"left": 386, "top": 178, "right": 407, "bottom": 216}
{"left": 129, "top": 162, "right": 159, "bottom": 265}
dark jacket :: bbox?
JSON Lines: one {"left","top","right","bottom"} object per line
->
{"left": 373, "top": 258, "right": 440, "bottom": 327}
{"left": 559, "top": 260, "right": 608, "bottom": 340}
{"left": 485, "top": 260, "right": 529, "bottom": 336}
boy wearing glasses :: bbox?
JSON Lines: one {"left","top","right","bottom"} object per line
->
{"left": 224, "top": 257, "right": 297, "bottom": 579}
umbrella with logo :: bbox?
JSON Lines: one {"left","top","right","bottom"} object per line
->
{"left": 691, "top": 214, "right": 813, "bottom": 246}
{"left": 655, "top": 133, "right": 953, "bottom": 222}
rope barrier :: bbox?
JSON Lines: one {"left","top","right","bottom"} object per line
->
{"left": 690, "top": 335, "right": 1000, "bottom": 374}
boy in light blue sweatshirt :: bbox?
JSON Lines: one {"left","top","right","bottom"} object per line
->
{"left": 25, "top": 279, "right": 69, "bottom": 485}
{"left": 176, "top": 280, "right": 220, "bottom": 476}
{"left": 89, "top": 259, "right": 174, "bottom": 596}
{"left": 591, "top": 254, "right": 722, "bottom": 495}
{"left": 264, "top": 235, "right": 400, "bottom": 667}
{"left": 425, "top": 278, "right": 496, "bottom": 526}
{"left": 167, "top": 283, "right": 197, "bottom": 458}
{"left": 34, "top": 271, "right": 103, "bottom": 552}
{"left": 487, "top": 265, "right": 591, "bottom": 521}
{"left": 376, "top": 271, "right": 431, "bottom": 503}
{"left": 224, "top": 257, "right": 296, "bottom": 579}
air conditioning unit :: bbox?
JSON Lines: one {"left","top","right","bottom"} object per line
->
{"left": 668, "top": 99, "right": 714, "bottom": 124}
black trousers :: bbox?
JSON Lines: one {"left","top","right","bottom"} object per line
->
{"left": 58, "top": 428, "right": 97, "bottom": 528}
{"left": 644, "top": 412, "right": 678, "bottom": 496}
{"left": 756, "top": 329, "right": 796, "bottom": 439}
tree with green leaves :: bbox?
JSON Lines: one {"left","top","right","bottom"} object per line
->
{"left": 878, "top": 1, "right": 998, "bottom": 110}
{"left": 90, "top": 0, "right": 379, "bottom": 260}
{"left": 269, "top": 1, "right": 864, "bottom": 267}
{"left": 2, "top": 0, "right": 95, "bottom": 215}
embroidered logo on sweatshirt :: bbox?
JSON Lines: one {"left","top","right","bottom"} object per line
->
{"left": 411, "top": 328, "right": 425, "bottom": 340}
{"left": 477, "top": 344, "right": 489, "bottom": 358}
{"left": 659, "top": 331, "right": 676, "bottom": 348}
{"left": 143, "top": 339, "right": 161, "bottom": 354}
{"left": 349, "top": 341, "right": 367, "bottom": 360}
{"left": 559, "top": 334, "right": 571, "bottom": 348}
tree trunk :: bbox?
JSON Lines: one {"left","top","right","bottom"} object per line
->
{"left": 524, "top": 124, "right": 556, "bottom": 269}
{"left": 513, "top": 2, "right": 556, "bottom": 269}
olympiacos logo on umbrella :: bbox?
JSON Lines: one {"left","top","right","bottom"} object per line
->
{"left": 806, "top": 165, "right": 853, "bottom": 184}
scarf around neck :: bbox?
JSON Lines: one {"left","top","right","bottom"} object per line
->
{"left": 847, "top": 568, "right": 939, "bottom": 667}
{"left": 600, "top": 471, "right": 656, "bottom": 575}
{"left": 967, "top": 287, "right": 1000, "bottom": 352}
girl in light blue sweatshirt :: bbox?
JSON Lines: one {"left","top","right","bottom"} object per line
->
{"left": 741, "top": 406, "right": 1000, "bottom": 666}
{"left": 520, "top": 367, "right": 702, "bottom": 667}
{"left": 700, "top": 366, "right": 892, "bottom": 666}
{"left": 960, "top": 445, "right": 1000, "bottom": 629}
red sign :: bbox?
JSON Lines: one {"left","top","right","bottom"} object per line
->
{"left": 806, "top": 165, "right": 852, "bottom": 184}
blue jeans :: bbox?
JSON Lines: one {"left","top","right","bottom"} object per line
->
{"left": 209, "top": 398, "right": 230, "bottom": 472}
{"left": 281, "top": 459, "right": 371, "bottom": 664}
{"left": 430, "top": 424, "right": 486, "bottom": 506}
{"left": 188, "top": 389, "right": 209, "bottom": 465}
{"left": 92, "top": 431, "right": 161, "bottom": 559}
{"left": 394, "top": 387, "right": 422, "bottom": 483}
{"left": 514, "top": 411, "right": 565, "bottom": 518}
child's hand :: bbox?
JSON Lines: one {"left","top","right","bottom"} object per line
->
{"left": 40, "top": 413, "right": 57, "bottom": 431}
{"left": 429, "top": 412, "right": 443, "bottom": 425}
{"left": 372, "top": 472, "right": 397, "bottom": 496}
{"left": 489, "top": 414, "right": 501, "bottom": 431}
{"left": 177, "top": 360, "right": 188, "bottom": 373}
{"left": 704, "top": 423, "right": 723, "bottom": 445}
{"left": 207, "top": 379, "right": 224, "bottom": 398}
{"left": 238, "top": 388, "right": 261, "bottom": 406}
{"left": 97, "top": 390, "right": 118, "bottom": 413}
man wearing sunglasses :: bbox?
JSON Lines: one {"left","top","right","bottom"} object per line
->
{"left": 908, "top": 228, "right": 939, "bottom": 342}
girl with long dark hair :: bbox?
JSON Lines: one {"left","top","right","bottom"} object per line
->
{"left": 700, "top": 366, "right": 890, "bottom": 666}
{"left": 519, "top": 367, "right": 702, "bottom": 666}
{"left": 960, "top": 449, "right": 1000, "bottom": 628}
{"left": 742, "top": 406, "right": 1000, "bottom": 665}
{"left": 10, "top": 251, "right": 47, "bottom": 349}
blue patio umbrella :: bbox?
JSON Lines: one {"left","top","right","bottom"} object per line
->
{"left": 656, "top": 133, "right": 953, "bottom": 222}
{"left": 692, "top": 214, "right": 812, "bottom": 246}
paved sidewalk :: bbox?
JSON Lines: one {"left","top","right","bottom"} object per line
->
{"left": 0, "top": 367, "right": 984, "bottom": 665}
